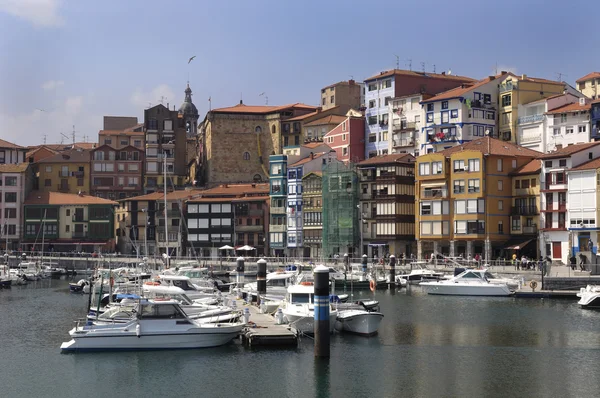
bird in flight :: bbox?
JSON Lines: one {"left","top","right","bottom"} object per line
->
{"left": 188, "top": 56, "right": 196, "bottom": 64}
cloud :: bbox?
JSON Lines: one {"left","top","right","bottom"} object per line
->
{"left": 0, "top": 95, "right": 98, "bottom": 146}
{"left": 41, "top": 80, "right": 64, "bottom": 90}
{"left": 0, "top": 0, "right": 64, "bottom": 27}
{"left": 130, "top": 84, "right": 176, "bottom": 109}
{"left": 494, "top": 65, "right": 518, "bottom": 75}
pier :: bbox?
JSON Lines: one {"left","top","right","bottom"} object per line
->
{"left": 237, "top": 301, "right": 298, "bottom": 347}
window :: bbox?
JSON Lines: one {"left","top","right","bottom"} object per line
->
{"left": 453, "top": 160, "right": 465, "bottom": 172}
{"left": 561, "top": 114, "right": 567, "bottom": 123}
{"left": 498, "top": 200, "right": 503, "bottom": 211}
{"left": 531, "top": 178, "right": 537, "bottom": 187}
{"left": 497, "top": 159, "right": 503, "bottom": 172}
{"left": 468, "top": 159, "right": 480, "bottom": 172}
{"left": 450, "top": 110, "right": 458, "bottom": 119}
{"left": 4, "top": 208, "right": 16, "bottom": 218}
{"left": 5, "top": 177, "right": 17, "bottom": 186}
{"left": 419, "top": 163, "right": 430, "bottom": 176}
{"left": 483, "top": 94, "right": 491, "bottom": 105}
{"left": 579, "top": 125, "right": 587, "bottom": 133}
{"left": 515, "top": 180, "right": 520, "bottom": 189}
{"left": 384, "top": 80, "right": 392, "bottom": 88}
{"left": 426, "top": 113, "right": 434, "bottom": 123}
{"left": 368, "top": 116, "right": 377, "bottom": 125}
{"left": 497, "top": 180, "right": 503, "bottom": 191}
{"left": 44, "top": 179, "right": 51, "bottom": 187}
{"left": 243, "top": 152, "right": 250, "bottom": 160}
{"left": 45, "top": 166, "right": 52, "bottom": 172}
{"left": 498, "top": 221, "right": 504, "bottom": 234}
{"left": 118, "top": 164, "right": 125, "bottom": 172}
{"left": 468, "top": 179, "right": 480, "bottom": 193}
{"left": 501, "top": 94, "right": 512, "bottom": 106}
{"left": 384, "top": 97, "right": 391, "bottom": 106}
{"left": 441, "top": 101, "right": 448, "bottom": 110}
{"left": 453, "top": 180, "right": 465, "bottom": 194}
{"left": 512, "top": 217, "right": 521, "bottom": 231}
{"left": 558, "top": 159, "right": 567, "bottom": 167}
{"left": 129, "top": 164, "right": 139, "bottom": 172}
{"left": 427, "top": 103, "right": 434, "bottom": 112}
{"left": 420, "top": 202, "right": 432, "bottom": 215}
{"left": 4, "top": 192, "right": 16, "bottom": 202}
{"left": 545, "top": 160, "right": 553, "bottom": 168}
{"left": 342, "top": 147, "right": 348, "bottom": 156}
{"left": 441, "top": 111, "right": 449, "bottom": 123}
{"left": 432, "top": 161, "right": 443, "bottom": 174}
{"left": 330, "top": 95, "right": 334, "bottom": 104}
{"left": 566, "top": 127, "right": 574, "bottom": 134}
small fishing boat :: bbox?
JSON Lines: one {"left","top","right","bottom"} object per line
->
{"left": 335, "top": 310, "right": 384, "bottom": 336}
{"left": 280, "top": 281, "right": 337, "bottom": 335}
{"left": 420, "top": 269, "right": 513, "bottom": 296}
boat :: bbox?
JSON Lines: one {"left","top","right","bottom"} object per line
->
{"left": 148, "top": 275, "right": 215, "bottom": 300}
{"left": 60, "top": 299, "right": 245, "bottom": 352}
{"left": 577, "top": 285, "right": 600, "bottom": 308}
{"left": 69, "top": 279, "right": 91, "bottom": 293}
{"left": 395, "top": 264, "right": 445, "bottom": 285}
{"left": 334, "top": 309, "right": 384, "bottom": 336}
{"left": 0, "top": 265, "right": 12, "bottom": 288}
{"left": 420, "top": 269, "right": 513, "bottom": 296}
{"left": 243, "top": 270, "right": 298, "bottom": 301}
{"left": 455, "top": 268, "right": 520, "bottom": 292}
{"left": 20, "top": 261, "right": 42, "bottom": 280}
{"left": 279, "top": 281, "right": 338, "bottom": 335}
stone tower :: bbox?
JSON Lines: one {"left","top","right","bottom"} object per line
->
{"left": 178, "top": 83, "right": 199, "bottom": 138}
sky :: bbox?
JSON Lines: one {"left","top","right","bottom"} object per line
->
{"left": 0, "top": 0, "right": 598, "bottom": 146}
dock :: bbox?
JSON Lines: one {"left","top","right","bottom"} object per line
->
{"left": 235, "top": 300, "right": 298, "bottom": 347}
{"left": 514, "top": 289, "right": 579, "bottom": 299}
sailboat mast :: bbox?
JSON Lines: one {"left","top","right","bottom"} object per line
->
{"left": 164, "top": 155, "right": 169, "bottom": 269}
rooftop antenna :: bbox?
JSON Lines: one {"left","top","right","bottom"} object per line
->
{"left": 349, "top": 75, "right": 354, "bottom": 80}
{"left": 259, "top": 92, "right": 268, "bottom": 105}
{"left": 406, "top": 59, "right": 412, "bottom": 71}
{"left": 421, "top": 62, "right": 425, "bottom": 73}
{"left": 72, "top": 125, "right": 76, "bottom": 144}
{"left": 556, "top": 72, "right": 567, "bottom": 82}
{"left": 433, "top": 64, "right": 436, "bottom": 73}
{"left": 60, "top": 132, "right": 70, "bottom": 145}
{"left": 395, "top": 55, "right": 399, "bottom": 69}
{"left": 43, "top": 134, "right": 47, "bottom": 144}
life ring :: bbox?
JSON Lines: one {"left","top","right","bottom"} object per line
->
{"left": 300, "top": 281, "right": 313, "bottom": 286}
{"left": 369, "top": 279, "right": 376, "bottom": 292}
{"left": 529, "top": 280, "right": 538, "bottom": 290}
{"left": 144, "top": 281, "right": 160, "bottom": 286}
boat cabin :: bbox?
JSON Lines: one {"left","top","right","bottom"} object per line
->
{"left": 138, "top": 301, "right": 188, "bottom": 320}
{"left": 158, "top": 275, "right": 198, "bottom": 291}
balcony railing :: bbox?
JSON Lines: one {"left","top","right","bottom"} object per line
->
{"left": 392, "top": 121, "right": 416, "bottom": 131}
{"left": 422, "top": 188, "right": 448, "bottom": 198}
{"left": 236, "top": 225, "right": 263, "bottom": 232}
{"left": 511, "top": 206, "right": 538, "bottom": 215}
{"left": 522, "top": 226, "right": 538, "bottom": 234}
{"left": 392, "top": 139, "right": 414, "bottom": 147}
{"left": 499, "top": 82, "right": 517, "bottom": 93}
{"left": 517, "top": 114, "right": 545, "bottom": 125}
{"left": 270, "top": 225, "right": 286, "bottom": 232}
{"left": 270, "top": 207, "right": 286, "bottom": 215}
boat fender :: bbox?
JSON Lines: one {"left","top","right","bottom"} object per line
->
{"left": 529, "top": 281, "right": 538, "bottom": 291}
{"left": 369, "top": 279, "right": 376, "bottom": 292}
{"left": 136, "top": 323, "right": 141, "bottom": 338}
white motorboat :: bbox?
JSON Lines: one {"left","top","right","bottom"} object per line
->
{"left": 335, "top": 310, "right": 384, "bottom": 336}
{"left": 395, "top": 267, "right": 444, "bottom": 285}
{"left": 149, "top": 275, "right": 215, "bottom": 299}
{"left": 577, "top": 285, "right": 600, "bottom": 308}
{"left": 420, "top": 269, "right": 513, "bottom": 296}
{"left": 243, "top": 271, "right": 298, "bottom": 300}
{"left": 20, "top": 261, "right": 41, "bottom": 280}
{"left": 280, "top": 282, "right": 337, "bottom": 335}
{"left": 465, "top": 269, "right": 520, "bottom": 292}
{"left": 60, "top": 299, "right": 244, "bottom": 352}
{"left": 0, "top": 265, "right": 12, "bottom": 288}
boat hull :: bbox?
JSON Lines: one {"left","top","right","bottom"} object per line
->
{"left": 283, "top": 311, "right": 337, "bottom": 335}
{"left": 577, "top": 293, "right": 600, "bottom": 308}
{"left": 420, "top": 282, "right": 512, "bottom": 296}
{"left": 335, "top": 311, "right": 384, "bottom": 336}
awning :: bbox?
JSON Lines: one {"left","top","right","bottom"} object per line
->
{"left": 420, "top": 182, "right": 446, "bottom": 187}
{"left": 368, "top": 243, "right": 388, "bottom": 246}
{"left": 504, "top": 239, "right": 534, "bottom": 251}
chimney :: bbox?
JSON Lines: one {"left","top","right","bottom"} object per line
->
{"left": 441, "top": 72, "right": 446, "bottom": 75}
{"left": 167, "top": 102, "right": 169, "bottom": 110}
{"left": 310, "top": 152, "right": 314, "bottom": 159}
{"left": 501, "top": 70, "right": 507, "bottom": 75}
{"left": 521, "top": 74, "right": 527, "bottom": 80}
{"left": 349, "top": 79, "right": 355, "bottom": 85}
{"left": 489, "top": 76, "right": 495, "bottom": 80}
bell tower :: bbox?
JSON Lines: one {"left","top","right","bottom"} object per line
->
{"left": 178, "top": 82, "right": 199, "bottom": 137}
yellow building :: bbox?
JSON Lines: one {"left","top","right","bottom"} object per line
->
{"left": 507, "top": 160, "right": 541, "bottom": 257}
{"left": 36, "top": 148, "right": 91, "bottom": 194}
{"left": 576, "top": 72, "right": 600, "bottom": 100}
{"left": 415, "top": 137, "right": 540, "bottom": 260}
{"left": 498, "top": 74, "right": 565, "bottom": 142}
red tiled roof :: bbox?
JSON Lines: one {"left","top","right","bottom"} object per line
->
{"left": 231, "top": 195, "right": 270, "bottom": 202}
{"left": 304, "top": 115, "right": 347, "bottom": 127}
{"left": 510, "top": 160, "right": 542, "bottom": 176}
{"left": 211, "top": 103, "right": 317, "bottom": 115}
{"left": 422, "top": 74, "right": 514, "bottom": 103}
{"left": 185, "top": 184, "right": 270, "bottom": 201}
{"left": 519, "top": 76, "right": 562, "bottom": 84}
{"left": 123, "top": 189, "right": 204, "bottom": 202}
{"left": 24, "top": 191, "right": 117, "bottom": 206}
{"left": 358, "top": 153, "right": 415, "bottom": 166}
{"left": 570, "top": 157, "right": 600, "bottom": 171}
{"left": 576, "top": 72, "right": 600, "bottom": 83}
{"left": 39, "top": 143, "right": 97, "bottom": 151}
{"left": 36, "top": 148, "right": 91, "bottom": 164}
{"left": 365, "top": 69, "right": 476, "bottom": 83}
{"left": 0, "top": 138, "right": 25, "bottom": 149}
{"left": 437, "top": 137, "right": 542, "bottom": 158}
{"left": 286, "top": 111, "right": 320, "bottom": 121}
{"left": 290, "top": 152, "right": 326, "bottom": 167}
{"left": 545, "top": 102, "right": 590, "bottom": 114}
{"left": 0, "top": 163, "right": 29, "bottom": 173}
{"left": 25, "top": 145, "right": 59, "bottom": 159}
{"left": 538, "top": 141, "right": 600, "bottom": 159}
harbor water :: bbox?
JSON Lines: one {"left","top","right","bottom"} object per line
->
{"left": 2, "top": 278, "right": 600, "bottom": 397}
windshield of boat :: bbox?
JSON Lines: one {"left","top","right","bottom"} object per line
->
{"left": 182, "top": 270, "right": 207, "bottom": 279}
{"left": 290, "top": 293, "right": 311, "bottom": 304}
{"left": 460, "top": 271, "right": 483, "bottom": 280}
{"left": 140, "top": 303, "right": 186, "bottom": 319}
{"left": 170, "top": 279, "right": 194, "bottom": 291}
{"left": 268, "top": 277, "right": 291, "bottom": 287}
{"left": 484, "top": 271, "right": 496, "bottom": 279}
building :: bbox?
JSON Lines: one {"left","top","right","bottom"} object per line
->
{"left": 36, "top": 148, "right": 91, "bottom": 195}
{"left": 544, "top": 98, "right": 591, "bottom": 152}
{"left": 268, "top": 155, "right": 287, "bottom": 256}
{"left": 591, "top": 99, "right": 600, "bottom": 141}
{"left": 324, "top": 111, "right": 365, "bottom": 163}
{"left": 420, "top": 73, "right": 512, "bottom": 154}
{"left": 103, "top": 116, "right": 139, "bottom": 131}
{"left": 508, "top": 160, "right": 542, "bottom": 259}
{"left": 98, "top": 125, "right": 144, "bottom": 151}
{"left": 516, "top": 93, "right": 584, "bottom": 152}
{"left": 0, "top": 163, "right": 33, "bottom": 250}
{"left": 567, "top": 157, "right": 600, "bottom": 265}
{"left": 388, "top": 94, "right": 430, "bottom": 156}
{"left": 320, "top": 80, "right": 362, "bottom": 111}
{"left": 199, "top": 102, "right": 317, "bottom": 186}
{"left": 364, "top": 69, "right": 476, "bottom": 158}
{"left": 497, "top": 74, "right": 565, "bottom": 143}
{"left": 179, "top": 83, "right": 199, "bottom": 138}
{"left": 539, "top": 142, "right": 600, "bottom": 264}
{"left": 302, "top": 171, "right": 323, "bottom": 258}
{"left": 0, "top": 139, "right": 27, "bottom": 164}
{"left": 23, "top": 191, "right": 117, "bottom": 253}
{"left": 357, "top": 154, "right": 416, "bottom": 259}
{"left": 300, "top": 115, "right": 347, "bottom": 147}
{"left": 185, "top": 183, "right": 269, "bottom": 258}
{"left": 576, "top": 72, "right": 600, "bottom": 100}
{"left": 143, "top": 100, "right": 188, "bottom": 193}
{"left": 90, "top": 144, "right": 144, "bottom": 199}
{"left": 415, "top": 137, "right": 540, "bottom": 260}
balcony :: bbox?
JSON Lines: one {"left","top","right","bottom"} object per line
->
{"left": 270, "top": 207, "right": 286, "bottom": 215}
{"left": 522, "top": 225, "right": 538, "bottom": 234}
{"left": 543, "top": 203, "right": 566, "bottom": 212}
{"left": 518, "top": 114, "right": 544, "bottom": 125}
{"left": 421, "top": 188, "right": 448, "bottom": 199}
{"left": 248, "top": 209, "right": 264, "bottom": 217}
{"left": 392, "top": 121, "right": 416, "bottom": 132}
{"left": 499, "top": 82, "right": 517, "bottom": 93}
{"left": 511, "top": 206, "right": 538, "bottom": 216}
{"left": 270, "top": 224, "right": 286, "bottom": 232}
{"left": 392, "top": 138, "right": 414, "bottom": 147}
{"left": 236, "top": 225, "right": 263, "bottom": 232}
{"left": 519, "top": 133, "right": 542, "bottom": 144}
{"left": 72, "top": 215, "right": 87, "bottom": 223}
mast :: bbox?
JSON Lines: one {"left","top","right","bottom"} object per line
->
{"left": 164, "top": 153, "right": 169, "bottom": 269}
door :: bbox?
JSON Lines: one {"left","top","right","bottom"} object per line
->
{"left": 552, "top": 242, "right": 562, "bottom": 259}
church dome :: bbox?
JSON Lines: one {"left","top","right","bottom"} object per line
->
{"left": 179, "top": 83, "right": 198, "bottom": 117}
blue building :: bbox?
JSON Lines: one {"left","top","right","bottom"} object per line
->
{"left": 268, "top": 155, "right": 287, "bottom": 256}
{"left": 591, "top": 101, "right": 600, "bottom": 141}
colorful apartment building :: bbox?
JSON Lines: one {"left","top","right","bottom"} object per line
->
{"left": 0, "top": 139, "right": 27, "bottom": 165}
{"left": 357, "top": 154, "right": 416, "bottom": 258}
{"left": 0, "top": 163, "right": 33, "bottom": 250}
{"left": 302, "top": 171, "right": 323, "bottom": 258}
{"left": 23, "top": 191, "right": 117, "bottom": 253}
{"left": 324, "top": 111, "right": 365, "bottom": 163}
{"left": 90, "top": 144, "right": 144, "bottom": 200}
{"left": 320, "top": 80, "right": 363, "bottom": 111}
{"left": 415, "top": 137, "right": 540, "bottom": 260}
{"left": 268, "top": 155, "right": 287, "bottom": 256}
{"left": 388, "top": 94, "right": 430, "bottom": 156}
{"left": 36, "top": 148, "right": 91, "bottom": 195}
{"left": 576, "top": 72, "right": 600, "bottom": 100}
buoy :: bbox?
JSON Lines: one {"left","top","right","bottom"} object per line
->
{"left": 136, "top": 323, "right": 141, "bottom": 338}
{"left": 529, "top": 280, "right": 538, "bottom": 291}
{"left": 369, "top": 279, "right": 376, "bottom": 292}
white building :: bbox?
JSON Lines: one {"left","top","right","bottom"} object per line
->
{"left": 0, "top": 163, "right": 32, "bottom": 250}
{"left": 388, "top": 94, "right": 426, "bottom": 156}
{"left": 539, "top": 141, "right": 600, "bottom": 264}
{"left": 364, "top": 74, "right": 395, "bottom": 158}
{"left": 517, "top": 94, "right": 589, "bottom": 153}
{"left": 420, "top": 74, "right": 511, "bottom": 154}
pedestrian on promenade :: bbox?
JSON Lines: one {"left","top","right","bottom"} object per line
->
{"left": 512, "top": 253, "right": 518, "bottom": 270}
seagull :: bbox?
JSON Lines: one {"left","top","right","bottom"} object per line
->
{"left": 188, "top": 55, "right": 196, "bottom": 64}
{"left": 259, "top": 92, "right": 265, "bottom": 96}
